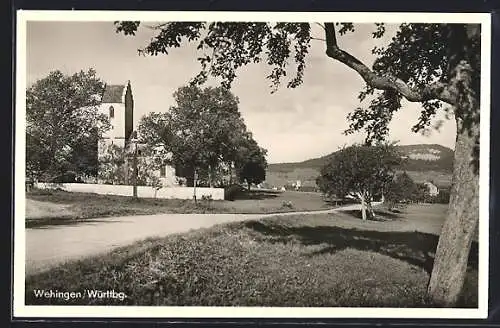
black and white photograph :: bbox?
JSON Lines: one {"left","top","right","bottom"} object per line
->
{"left": 14, "top": 11, "right": 491, "bottom": 318}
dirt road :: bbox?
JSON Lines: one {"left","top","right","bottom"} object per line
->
{"left": 25, "top": 203, "right": 372, "bottom": 275}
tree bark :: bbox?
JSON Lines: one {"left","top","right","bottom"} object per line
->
{"left": 427, "top": 111, "right": 479, "bottom": 307}
{"left": 323, "top": 23, "right": 456, "bottom": 104}
{"left": 366, "top": 200, "right": 375, "bottom": 220}
{"left": 359, "top": 194, "right": 367, "bottom": 221}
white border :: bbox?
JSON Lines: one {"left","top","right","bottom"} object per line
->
{"left": 14, "top": 10, "right": 491, "bottom": 319}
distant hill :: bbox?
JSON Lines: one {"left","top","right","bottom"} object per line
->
{"left": 266, "top": 144, "right": 454, "bottom": 189}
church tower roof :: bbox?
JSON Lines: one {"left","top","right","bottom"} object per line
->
{"left": 101, "top": 83, "right": 127, "bottom": 103}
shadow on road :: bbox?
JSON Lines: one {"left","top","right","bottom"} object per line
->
{"left": 233, "top": 190, "right": 280, "bottom": 200}
{"left": 26, "top": 218, "right": 123, "bottom": 229}
{"left": 340, "top": 209, "right": 403, "bottom": 221}
{"left": 244, "top": 220, "right": 479, "bottom": 274}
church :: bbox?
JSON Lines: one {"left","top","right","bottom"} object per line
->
{"left": 97, "top": 81, "right": 179, "bottom": 187}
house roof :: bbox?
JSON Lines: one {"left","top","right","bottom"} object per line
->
{"left": 101, "top": 84, "right": 126, "bottom": 103}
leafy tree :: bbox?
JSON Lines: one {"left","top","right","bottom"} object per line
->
{"left": 97, "top": 142, "right": 127, "bottom": 185}
{"left": 26, "top": 69, "right": 110, "bottom": 180}
{"left": 98, "top": 141, "right": 165, "bottom": 190}
{"left": 384, "top": 171, "right": 418, "bottom": 210}
{"left": 70, "top": 127, "right": 100, "bottom": 180}
{"left": 137, "top": 112, "right": 175, "bottom": 148}
{"left": 318, "top": 143, "right": 401, "bottom": 220}
{"left": 234, "top": 135, "right": 268, "bottom": 190}
{"left": 115, "top": 21, "right": 481, "bottom": 306}
{"left": 134, "top": 147, "right": 164, "bottom": 194}
{"left": 138, "top": 85, "right": 251, "bottom": 195}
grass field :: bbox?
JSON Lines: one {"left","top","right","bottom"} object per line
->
{"left": 25, "top": 204, "right": 478, "bottom": 307}
{"left": 26, "top": 188, "right": 338, "bottom": 228}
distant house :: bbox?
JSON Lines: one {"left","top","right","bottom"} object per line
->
{"left": 423, "top": 181, "right": 439, "bottom": 197}
{"left": 97, "top": 81, "right": 178, "bottom": 187}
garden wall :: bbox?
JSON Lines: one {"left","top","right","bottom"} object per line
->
{"left": 35, "top": 183, "right": 225, "bottom": 200}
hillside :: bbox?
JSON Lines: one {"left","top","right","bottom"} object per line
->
{"left": 266, "top": 144, "right": 454, "bottom": 189}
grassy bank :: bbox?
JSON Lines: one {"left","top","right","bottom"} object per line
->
{"left": 25, "top": 188, "right": 339, "bottom": 228}
{"left": 25, "top": 204, "right": 478, "bottom": 307}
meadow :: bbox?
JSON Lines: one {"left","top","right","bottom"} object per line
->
{"left": 25, "top": 204, "right": 477, "bottom": 307}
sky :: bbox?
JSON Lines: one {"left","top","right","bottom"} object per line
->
{"left": 25, "top": 21, "right": 456, "bottom": 164}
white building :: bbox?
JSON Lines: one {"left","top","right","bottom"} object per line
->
{"left": 423, "top": 181, "right": 440, "bottom": 197}
{"left": 97, "top": 81, "right": 178, "bottom": 187}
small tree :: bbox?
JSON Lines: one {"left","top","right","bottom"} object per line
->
{"left": 97, "top": 142, "right": 127, "bottom": 185}
{"left": 134, "top": 147, "right": 165, "bottom": 195}
{"left": 234, "top": 135, "right": 268, "bottom": 191}
{"left": 318, "top": 143, "right": 401, "bottom": 220}
{"left": 384, "top": 171, "right": 418, "bottom": 211}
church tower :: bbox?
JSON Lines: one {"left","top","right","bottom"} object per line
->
{"left": 99, "top": 81, "right": 134, "bottom": 148}
{"left": 97, "top": 81, "right": 134, "bottom": 183}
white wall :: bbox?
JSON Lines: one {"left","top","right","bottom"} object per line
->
{"left": 99, "top": 102, "right": 126, "bottom": 139}
{"left": 35, "top": 183, "right": 225, "bottom": 200}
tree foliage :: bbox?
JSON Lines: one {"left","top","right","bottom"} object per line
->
{"left": 318, "top": 143, "right": 401, "bottom": 220}
{"left": 234, "top": 135, "right": 268, "bottom": 189}
{"left": 115, "top": 22, "right": 479, "bottom": 142}
{"left": 137, "top": 85, "right": 267, "bottom": 188}
{"left": 384, "top": 171, "right": 418, "bottom": 210}
{"left": 26, "top": 69, "right": 110, "bottom": 180}
{"left": 97, "top": 142, "right": 127, "bottom": 185}
{"left": 115, "top": 20, "right": 482, "bottom": 306}
{"left": 98, "top": 141, "right": 165, "bottom": 189}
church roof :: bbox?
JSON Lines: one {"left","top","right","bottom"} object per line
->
{"left": 101, "top": 84, "right": 126, "bottom": 103}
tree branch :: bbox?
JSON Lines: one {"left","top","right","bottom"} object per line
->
{"left": 144, "top": 23, "right": 170, "bottom": 30}
{"left": 323, "top": 23, "right": 457, "bottom": 106}
{"left": 315, "top": 23, "right": 326, "bottom": 31}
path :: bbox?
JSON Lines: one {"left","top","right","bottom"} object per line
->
{"left": 25, "top": 202, "right": 378, "bottom": 275}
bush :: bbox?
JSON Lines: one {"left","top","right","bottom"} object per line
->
{"left": 27, "top": 187, "right": 54, "bottom": 196}
{"left": 299, "top": 186, "right": 318, "bottom": 192}
{"left": 50, "top": 171, "right": 77, "bottom": 183}
{"left": 224, "top": 184, "right": 244, "bottom": 201}
{"left": 201, "top": 195, "right": 213, "bottom": 201}
{"left": 433, "top": 189, "right": 451, "bottom": 204}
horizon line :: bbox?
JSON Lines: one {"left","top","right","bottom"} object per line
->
{"left": 268, "top": 142, "right": 454, "bottom": 165}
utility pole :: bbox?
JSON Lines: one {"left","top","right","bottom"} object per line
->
{"left": 130, "top": 131, "right": 138, "bottom": 199}
{"left": 133, "top": 140, "right": 138, "bottom": 199}
{"left": 193, "top": 168, "right": 197, "bottom": 203}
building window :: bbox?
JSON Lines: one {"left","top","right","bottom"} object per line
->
{"left": 109, "top": 106, "right": 114, "bottom": 118}
{"left": 160, "top": 166, "right": 166, "bottom": 177}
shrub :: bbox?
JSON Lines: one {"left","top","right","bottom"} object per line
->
{"left": 27, "top": 187, "right": 54, "bottom": 196}
{"left": 434, "top": 189, "right": 451, "bottom": 204}
{"left": 50, "top": 171, "right": 77, "bottom": 183}
{"left": 201, "top": 195, "right": 213, "bottom": 201}
{"left": 224, "top": 184, "right": 244, "bottom": 201}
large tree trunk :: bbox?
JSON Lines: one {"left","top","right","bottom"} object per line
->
{"left": 427, "top": 111, "right": 479, "bottom": 306}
